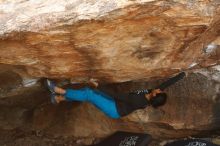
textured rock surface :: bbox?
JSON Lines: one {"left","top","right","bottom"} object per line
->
{"left": 0, "top": 65, "right": 219, "bottom": 144}
{"left": 0, "top": 0, "right": 219, "bottom": 82}
{"left": 31, "top": 70, "right": 220, "bottom": 139}
{"left": 0, "top": 0, "right": 220, "bottom": 145}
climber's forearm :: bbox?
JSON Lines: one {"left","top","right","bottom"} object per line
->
{"left": 156, "top": 72, "right": 186, "bottom": 90}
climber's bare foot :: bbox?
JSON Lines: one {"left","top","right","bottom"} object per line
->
{"left": 54, "top": 95, "right": 66, "bottom": 103}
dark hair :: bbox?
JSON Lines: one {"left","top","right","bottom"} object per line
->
{"left": 149, "top": 93, "right": 167, "bottom": 108}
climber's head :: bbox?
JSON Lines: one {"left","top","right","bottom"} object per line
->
{"left": 146, "top": 89, "right": 167, "bottom": 108}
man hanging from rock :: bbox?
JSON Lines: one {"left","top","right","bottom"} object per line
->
{"left": 46, "top": 72, "right": 186, "bottom": 119}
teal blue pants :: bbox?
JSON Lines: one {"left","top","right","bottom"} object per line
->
{"left": 65, "top": 87, "right": 121, "bottom": 119}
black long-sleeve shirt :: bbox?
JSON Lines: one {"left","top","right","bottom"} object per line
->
{"left": 100, "top": 72, "right": 186, "bottom": 116}
{"left": 156, "top": 72, "right": 186, "bottom": 90}
{"left": 115, "top": 92, "right": 150, "bottom": 116}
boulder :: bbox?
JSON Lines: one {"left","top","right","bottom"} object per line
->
{"left": 0, "top": 0, "right": 220, "bottom": 144}
{"left": 31, "top": 70, "right": 220, "bottom": 139}
{"left": 0, "top": 0, "right": 219, "bottom": 82}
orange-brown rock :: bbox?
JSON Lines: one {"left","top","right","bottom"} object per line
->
{"left": 0, "top": 1, "right": 220, "bottom": 145}
{"left": 0, "top": 0, "right": 219, "bottom": 82}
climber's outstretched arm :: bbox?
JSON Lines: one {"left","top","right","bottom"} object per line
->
{"left": 156, "top": 72, "right": 186, "bottom": 91}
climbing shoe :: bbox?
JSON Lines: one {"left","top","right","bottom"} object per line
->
{"left": 46, "top": 79, "right": 56, "bottom": 93}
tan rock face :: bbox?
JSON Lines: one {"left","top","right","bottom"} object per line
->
{"left": 0, "top": 0, "right": 219, "bottom": 82}
{"left": 0, "top": 1, "right": 220, "bottom": 144}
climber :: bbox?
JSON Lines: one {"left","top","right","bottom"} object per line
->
{"left": 46, "top": 72, "right": 186, "bottom": 119}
